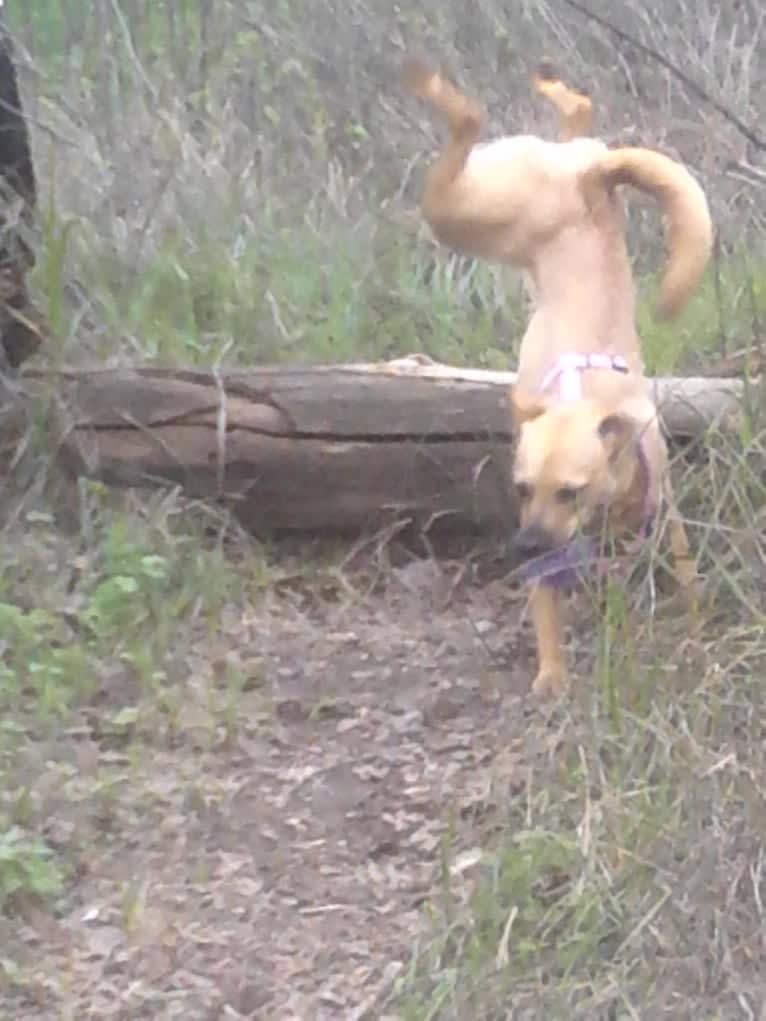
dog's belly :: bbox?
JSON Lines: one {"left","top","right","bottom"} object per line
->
{"left": 467, "top": 134, "right": 543, "bottom": 169}
{"left": 467, "top": 135, "right": 607, "bottom": 175}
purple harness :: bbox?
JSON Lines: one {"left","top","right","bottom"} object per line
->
{"left": 519, "top": 352, "right": 656, "bottom": 589}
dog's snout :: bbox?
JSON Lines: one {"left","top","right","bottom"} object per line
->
{"left": 512, "top": 524, "right": 556, "bottom": 561}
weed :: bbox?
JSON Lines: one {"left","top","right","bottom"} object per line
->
{"left": 0, "top": 826, "right": 63, "bottom": 913}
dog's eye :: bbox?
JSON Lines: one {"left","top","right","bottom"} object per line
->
{"left": 516, "top": 482, "right": 532, "bottom": 503}
{"left": 555, "top": 484, "right": 584, "bottom": 503}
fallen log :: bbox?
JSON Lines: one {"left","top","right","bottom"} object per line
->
{"left": 14, "top": 356, "right": 755, "bottom": 537}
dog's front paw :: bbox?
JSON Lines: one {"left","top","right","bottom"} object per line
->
{"left": 531, "top": 666, "right": 570, "bottom": 699}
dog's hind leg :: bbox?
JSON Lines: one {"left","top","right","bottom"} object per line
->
{"left": 402, "top": 56, "right": 483, "bottom": 207}
{"left": 531, "top": 61, "right": 593, "bottom": 141}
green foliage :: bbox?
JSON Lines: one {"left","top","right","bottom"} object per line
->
{"left": 55, "top": 211, "right": 529, "bottom": 367}
{"left": 12, "top": 0, "right": 764, "bottom": 375}
{"left": 7, "top": 0, "right": 202, "bottom": 68}
{"left": 638, "top": 259, "right": 766, "bottom": 375}
{"left": 0, "top": 601, "right": 92, "bottom": 721}
{"left": 0, "top": 826, "right": 63, "bottom": 911}
{"left": 0, "top": 493, "right": 251, "bottom": 918}
{"left": 0, "top": 504, "right": 241, "bottom": 720}
{"left": 48, "top": 199, "right": 766, "bottom": 372}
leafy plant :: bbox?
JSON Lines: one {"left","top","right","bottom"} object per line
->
{"left": 0, "top": 826, "right": 63, "bottom": 912}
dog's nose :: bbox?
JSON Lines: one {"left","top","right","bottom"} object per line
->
{"left": 512, "top": 525, "right": 555, "bottom": 561}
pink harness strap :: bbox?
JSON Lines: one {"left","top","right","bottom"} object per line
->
{"left": 538, "top": 351, "right": 630, "bottom": 403}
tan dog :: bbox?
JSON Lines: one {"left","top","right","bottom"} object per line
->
{"left": 402, "top": 55, "right": 713, "bottom": 697}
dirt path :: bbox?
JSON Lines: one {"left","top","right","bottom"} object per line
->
{"left": 7, "top": 558, "right": 556, "bottom": 1019}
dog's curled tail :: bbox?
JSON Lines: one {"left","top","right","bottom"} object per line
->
{"left": 583, "top": 148, "right": 713, "bottom": 319}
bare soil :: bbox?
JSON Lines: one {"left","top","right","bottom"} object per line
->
{"left": 3, "top": 546, "right": 553, "bottom": 1019}
{"left": 3, "top": 530, "right": 765, "bottom": 1020}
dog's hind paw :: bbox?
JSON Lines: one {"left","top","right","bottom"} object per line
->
{"left": 402, "top": 54, "right": 440, "bottom": 99}
{"left": 532, "top": 58, "right": 562, "bottom": 85}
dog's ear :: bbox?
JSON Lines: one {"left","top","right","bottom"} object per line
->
{"left": 597, "top": 411, "right": 639, "bottom": 464}
{"left": 510, "top": 387, "right": 547, "bottom": 431}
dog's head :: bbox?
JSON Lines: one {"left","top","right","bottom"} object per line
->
{"left": 510, "top": 389, "right": 642, "bottom": 561}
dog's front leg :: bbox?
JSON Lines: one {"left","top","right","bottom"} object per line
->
{"left": 663, "top": 478, "right": 700, "bottom": 610}
{"left": 529, "top": 582, "right": 569, "bottom": 697}
{"left": 667, "top": 512, "right": 700, "bottom": 610}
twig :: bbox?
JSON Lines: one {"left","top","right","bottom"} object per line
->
{"left": 725, "top": 160, "right": 766, "bottom": 185}
{"left": 212, "top": 338, "right": 234, "bottom": 499}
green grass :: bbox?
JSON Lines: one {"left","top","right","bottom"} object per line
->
{"left": 7, "top": 0, "right": 203, "bottom": 69}
{"left": 0, "top": 488, "right": 253, "bottom": 911}
{"left": 388, "top": 421, "right": 766, "bottom": 1018}
{"left": 13, "top": 0, "right": 764, "bottom": 380}
{"left": 31, "top": 193, "right": 766, "bottom": 374}
{"left": 34, "top": 206, "right": 532, "bottom": 368}
{"left": 392, "top": 547, "right": 766, "bottom": 1016}
{"left": 637, "top": 256, "right": 766, "bottom": 375}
